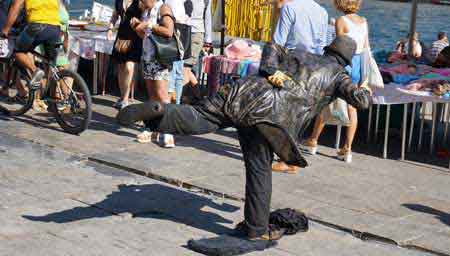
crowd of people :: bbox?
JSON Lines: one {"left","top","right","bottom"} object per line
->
{"left": 388, "top": 31, "right": 450, "bottom": 67}
{"left": 271, "top": 0, "right": 372, "bottom": 170}
{"left": 106, "top": 0, "right": 213, "bottom": 148}
{"left": 0, "top": 0, "right": 375, "bottom": 244}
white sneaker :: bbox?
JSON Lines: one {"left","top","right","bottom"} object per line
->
{"left": 162, "top": 134, "right": 175, "bottom": 148}
{"left": 137, "top": 130, "right": 160, "bottom": 144}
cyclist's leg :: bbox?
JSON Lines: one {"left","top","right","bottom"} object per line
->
{"left": 39, "top": 25, "right": 69, "bottom": 105}
{"left": 15, "top": 24, "right": 42, "bottom": 74}
{"left": 40, "top": 25, "right": 60, "bottom": 67}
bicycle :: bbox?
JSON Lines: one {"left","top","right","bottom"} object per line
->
{"left": 0, "top": 38, "right": 92, "bottom": 135}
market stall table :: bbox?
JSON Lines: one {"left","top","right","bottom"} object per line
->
{"left": 69, "top": 28, "right": 115, "bottom": 95}
{"left": 369, "top": 84, "right": 450, "bottom": 169}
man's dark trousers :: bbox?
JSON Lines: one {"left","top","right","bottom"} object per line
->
{"left": 145, "top": 102, "right": 274, "bottom": 237}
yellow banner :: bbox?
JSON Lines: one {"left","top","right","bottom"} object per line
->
{"left": 213, "top": 0, "right": 278, "bottom": 42}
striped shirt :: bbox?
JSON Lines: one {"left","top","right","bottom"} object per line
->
{"left": 326, "top": 24, "right": 336, "bottom": 46}
{"left": 429, "top": 39, "right": 449, "bottom": 62}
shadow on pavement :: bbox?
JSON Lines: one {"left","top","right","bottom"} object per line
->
{"left": 23, "top": 184, "right": 240, "bottom": 235}
{"left": 176, "top": 135, "right": 243, "bottom": 161}
{"left": 403, "top": 203, "right": 450, "bottom": 227}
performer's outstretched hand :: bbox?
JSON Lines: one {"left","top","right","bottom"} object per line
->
{"left": 360, "top": 79, "right": 373, "bottom": 96}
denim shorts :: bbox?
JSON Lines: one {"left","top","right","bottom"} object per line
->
{"left": 15, "top": 23, "right": 61, "bottom": 62}
{"left": 345, "top": 54, "right": 362, "bottom": 84}
{"left": 168, "top": 60, "right": 184, "bottom": 104}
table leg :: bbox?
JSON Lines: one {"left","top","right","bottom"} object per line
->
{"left": 408, "top": 102, "right": 416, "bottom": 152}
{"left": 336, "top": 125, "right": 342, "bottom": 150}
{"left": 430, "top": 102, "right": 437, "bottom": 154}
{"left": 375, "top": 104, "right": 381, "bottom": 142}
{"left": 367, "top": 105, "right": 373, "bottom": 143}
{"left": 418, "top": 103, "right": 425, "bottom": 152}
{"left": 444, "top": 103, "right": 449, "bottom": 144}
{"left": 401, "top": 103, "right": 408, "bottom": 160}
{"left": 93, "top": 52, "right": 98, "bottom": 95}
{"left": 383, "top": 105, "right": 391, "bottom": 159}
{"left": 101, "top": 53, "right": 107, "bottom": 96}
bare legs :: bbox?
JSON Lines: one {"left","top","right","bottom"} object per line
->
{"left": 308, "top": 112, "right": 326, "bottom": 145}
{"left": 15, "top": 52, "right": 37, "bottom": 74}
{"left": 307, "top": 105, "right": 358, "bottom": 152}
{"left": 344, "top": 105, "right": 358, "bottom": 151}
{"left": 117, "top": 61, "right": 136, "bottom": 104}
{"left": 145, "top": 79, "right": 169, "bottom": 103}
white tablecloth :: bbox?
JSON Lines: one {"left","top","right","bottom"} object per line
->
{"left": 372, "top": 84, "right": 450, "bottom": 105}
{"left": 69, "top": 29, "right": 115, "bottom": 59}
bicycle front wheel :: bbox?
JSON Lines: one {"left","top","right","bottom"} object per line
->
{"left": 49, "top": 69, "right": 92, "bottom": 135}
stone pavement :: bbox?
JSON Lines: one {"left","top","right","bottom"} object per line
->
{"left": 0, "top": 126, "right": 435, "bottom": 256}
{"left": 0, "top": 95, "right": 449, "bottom": 255}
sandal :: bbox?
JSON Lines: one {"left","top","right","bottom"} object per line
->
{"left": 271, "top": 161, "right": 299, "bottom": 174}
{"left": 337, "top": 148, "right": 352, "bottom": 163}
{"left": 32, "top": 99, "right": 48, "bottom": 111}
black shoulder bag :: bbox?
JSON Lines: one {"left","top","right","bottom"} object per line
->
{"left": 148, "top": 14, "right": 191, "bottom": 66}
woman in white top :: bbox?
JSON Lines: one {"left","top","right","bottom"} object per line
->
{"left": 132, "top": 0, "right": 176, "bottom": 147}
{"left": 304, "top": 0, "right": 370, "bottom": 163}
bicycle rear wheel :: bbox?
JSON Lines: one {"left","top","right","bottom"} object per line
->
{"left": 49, "top": 69, "right": 92, "bottom": 135}
{"left": 0, "top": 67, "right": 34, "bottom": 116}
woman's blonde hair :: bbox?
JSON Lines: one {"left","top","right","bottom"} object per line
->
{"left": 333, "top": 0, "right": 362, "bottom": 14}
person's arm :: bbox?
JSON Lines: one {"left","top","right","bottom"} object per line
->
{"left": 319, "top": 11, "right": 328, "bottom": 52}
{"left": 203, "top": 0, "right": 212, "bottom": 44}
{"left": 335, "top": 16, "right": 347, "bottom": 37}
{"left": 272, "top": 5, "right": 294, "bottom": 47}
{"left": 259, "top": 42, "right": 289, "bottom": 78}
{"left": 1, "top": 0, "right": 24, "bottom": 36}
{"left": 335, "top": 71, "right": 371, "bottom": 109}
{"left": 107, "top": 4, "right": 119, "bottom": 40}
{"left": 135, "top": 5, "right": 174, "bottom": 38}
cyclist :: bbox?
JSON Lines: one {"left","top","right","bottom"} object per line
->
{"left": 0, "top": 0, "right": 26, "bottom": 98}
{"left": 1, "top": 0, "right": 61, "bottom": 87}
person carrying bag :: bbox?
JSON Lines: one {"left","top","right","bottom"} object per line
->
{"left": 361, "top": 47, "right": 384, "bottom": 90}
{"left": 132, "top": 0, "right": 182, "bottom": 148}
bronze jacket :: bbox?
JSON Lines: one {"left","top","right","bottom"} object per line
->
{"left": 220, "top": 43, "right": 371, "bottom": 167}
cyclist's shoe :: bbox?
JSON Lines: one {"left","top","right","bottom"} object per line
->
{"left": 113, "top": 100, "right": 129, "bottom": 110}
{"left": 56, "top": 100, "right": 69, "bottom": 111}
{"left": 29, "top": 69, "right": 45, "bottom": 90}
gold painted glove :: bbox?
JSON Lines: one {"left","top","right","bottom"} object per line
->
{"left": 359, "top": 79, "right": 373, "bottom": 96}
{"left": 268, "top": 71, "right": 292, "bottom": 88}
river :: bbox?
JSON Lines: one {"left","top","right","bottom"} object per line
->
{"left": 69, "top": 0, "right": 450, "bottom": 51}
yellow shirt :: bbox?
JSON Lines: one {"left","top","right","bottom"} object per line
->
{"left": 25, "top": 0, "right": 61, "bottom": 26}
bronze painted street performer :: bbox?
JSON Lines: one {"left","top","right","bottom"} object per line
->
{"left": 117, "top": 36, "right": 372, "bottom": 241}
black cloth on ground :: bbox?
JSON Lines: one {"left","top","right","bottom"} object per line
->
{"left": 269, "top": 208, "right": 309, "bottom": 235}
